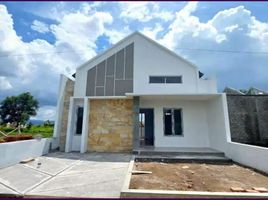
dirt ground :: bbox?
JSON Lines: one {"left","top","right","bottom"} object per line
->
{"left": 130, "top": 162, "right": 268, "bottom": 192}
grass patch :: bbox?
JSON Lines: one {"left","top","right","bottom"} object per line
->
{"left": 0, "top": 125, "right": 53, "bottom": 140}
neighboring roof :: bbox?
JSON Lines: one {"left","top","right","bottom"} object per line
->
{"left": 76, "top": 31, "right": 199, "bottom": 71}
{"left": 223, "top": 87, "right": 245, "bottom": 95}
{"left": 224, "top": 86, "right": 268, "bottom": 95}
{"left": 246, "top": 87, "right": 268, "bottom": 95}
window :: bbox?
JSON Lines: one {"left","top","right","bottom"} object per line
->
{"left": 163, "top": 108, "right": 183, "bottom": 136}
{"left": 76, "top": 107, "right": 84, "bottom": 135}
{"left": 149, "top": 76, "right": 182, "bottom": 84}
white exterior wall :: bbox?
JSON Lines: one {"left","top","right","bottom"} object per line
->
{"left": 206, "top": 94, "right": 230, "bottom": 152}
{"left": 0, "top": 138, "right": 51, "bottom": 168}
{"left": 140, "top": 98, "right": 210, "bottom": 148}
{"left": 133, "top": 35, "right": 199, "bottom": 94}
{"left": 73, "top": 33, "right": 216, "bottom": 97}
{"left": 226, "top": 142, "right": 268, "bottom": 173}
{"left": 198, "top": 78, "right": 217, "bottom": 93}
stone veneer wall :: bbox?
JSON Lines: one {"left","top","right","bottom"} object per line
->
{"left": 59, "top": 79, "right": 74, "bottom": 151}
{"left": 226, "top": 94, "right": 268, "bottom": 146}
{"left": 88, "top": 99, "right": 134, "bottom": 152}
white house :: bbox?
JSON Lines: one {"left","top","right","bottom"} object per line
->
{"left": 53, "top": 32, "right": 231, "bottom": 154}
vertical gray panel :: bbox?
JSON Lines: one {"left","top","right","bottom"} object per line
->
{"left": 115, "top": 80, "right": 133, "bottom": 96}
{"left": 106, "top": 55, "right": 115, "bottom": 76}
{"left": 86, "top": 67, "right": 96, "bottom": 96}
{"left": 96, "top": 61, "right": 105, "bottom": 86}
{"left": 105, "top": 76, "right": 114, "bottom": 96}
{"left": 115, "top": 49, "right": 124, "bottom": 79}
{"left": 125, "top": 43, "right": 134, "bottom": 79}
{"left": 96, "top": 87, "right": 104, "bottom": 96}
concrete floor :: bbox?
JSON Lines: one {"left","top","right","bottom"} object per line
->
{"left": 0, "top": 152, "right": 131, "bottom": 198}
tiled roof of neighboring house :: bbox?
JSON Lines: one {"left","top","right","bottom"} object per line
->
{"left": 223, "top": 87, "right": 245, "bottom": 95}
{"left": 246, "top": 87, "right": 268, "bottom": 95}
{"left": 224, "top": 86, "right": 268, "bottom": 95}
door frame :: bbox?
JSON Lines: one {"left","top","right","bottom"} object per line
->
{"left": 139, "top": 108, "right": 155, "bottom": 146}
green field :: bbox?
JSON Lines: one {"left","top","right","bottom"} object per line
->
{"left": 0, "top": 125, "right": 54, "bottom": 140}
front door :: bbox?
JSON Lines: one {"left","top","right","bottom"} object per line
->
{"left": 139, "top": 109, "right": 154, "bottom": 146}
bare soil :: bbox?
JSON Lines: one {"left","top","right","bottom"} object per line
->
{"left": 130, "top": 162, "right": 268, "bottom": 192}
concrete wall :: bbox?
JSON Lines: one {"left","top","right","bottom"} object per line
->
{"left": 226, "top": 95, "right": 268, "bottom": 146}
{"left": 88, "top": 99, "right": 134, "bottom": 152}
{"left": 0, "top": 138, "right": 51, "bottom": 168}
{"left": 140, "top": 97, "right": 210, "bottom": 148}
{"left": 226, "top": 142, "right": 268, "bottom": 173}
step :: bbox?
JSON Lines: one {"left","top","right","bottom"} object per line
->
{"left": 133, "top": 150, "right": 225, "bottom": 157}
{"left": 135, "top": 154, "right": 232, "bottom": 163}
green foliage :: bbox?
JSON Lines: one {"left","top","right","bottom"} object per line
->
{"left": 0, "top": 92, "right": 39, "bottom": 126}
{"left": 43, "top": 120, "right": 54, "bottom": 127}
{"left": 0, "top": 124, "right": 53, "bottom": 139}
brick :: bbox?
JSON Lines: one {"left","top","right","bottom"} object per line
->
{"left": 252, "top": 187, "right": 268, "bottom": 192}
{"left": 230, "top": 187, "right": 245, "bottom": 192}
{"left": 245, "top": 189, "right": 259, "bottom": 193}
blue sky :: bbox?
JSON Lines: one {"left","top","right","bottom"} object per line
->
{"left": 0, "top": 1, "right": 268, "bottom": 120}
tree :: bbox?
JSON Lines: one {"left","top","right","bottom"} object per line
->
{"left": 0, "top": 92, "right": 39, "bottom": 127}
{"left": 44, "top": 120, "right": 53, "bottom": 127}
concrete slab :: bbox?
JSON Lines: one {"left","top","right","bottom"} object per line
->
{"left": 0, "top": 183, "right": 19, "bottom": 195}
{"left": 0, "top": 164, "right": 51, "bottom": 194}
{"left": 0, "top": 152, "right": 131, "bottom": 198}
{"left": 28, "top": 160, "right": 130, "bottom": 197}
{"left": 22, "top": 156, "right": 79, "bottom": 175}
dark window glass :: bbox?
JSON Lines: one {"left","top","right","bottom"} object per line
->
{"left": 149, "top": 76, "right": 165, "bottom": 83}
{"left": 164, "top": 108, "right": 183, "bottom": 136}
{"left": 164, "top": 109, "right": 172, "bottom": 135}
{"left": 166, "top": 76, "right": 182, "bottom": 83}
{"left": 76, "top": 107, "right": 84, "bottom": 135}
{"left": 149, "top": 76, "right": 182, "bottom": 84}
{"left": 174, "top": 109, "right": 182, "bottom": 135}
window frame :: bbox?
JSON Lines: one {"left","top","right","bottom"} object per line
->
{"left": 163, "top": 108, "right": 183, "bottom": 137}
{"left": 149, "top": 76, "right": 182, "bottom": 84}
{"left": 75, "top": 106, "right": 84, "bottom": 135}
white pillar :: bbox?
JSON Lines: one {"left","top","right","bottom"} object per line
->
{"left": 80, "top": 98, "right": 90, "bottom": 153}
{"left": 65, "top": 97, "right": 75, "bottom": 152}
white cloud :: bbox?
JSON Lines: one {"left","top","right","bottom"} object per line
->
{"left": 0, "top": 76, "right": 12, "bottom": 90}
{"left": 31, "top": 20, "right": 50, "bottom": 33}
{"left": 141, "top": 23, "right": 163, "bottom": 40}
{"left": 119, "top": 2, "right": 174, "bottom": 22}
{"left": 104, "top": 27, "right": 131, "bottom": 44}
{"left": 0, "top": 4, "right": 114, "bottom": 119}
{"left": 31, "top": 106, "right": 56, "bottom": 121}
{"left": 160, "top": 2, "right": 268, "bottom": 90}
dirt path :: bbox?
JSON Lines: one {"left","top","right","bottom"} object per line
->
{"left": 130, "top": 162, "right": 268, "bottom": 192}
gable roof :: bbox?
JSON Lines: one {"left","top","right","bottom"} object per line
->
{"left": 76, "top": 31, "right": 198, "bottom": 71}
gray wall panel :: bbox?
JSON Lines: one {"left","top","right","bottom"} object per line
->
{"left": 86, "top": 42, "right": 134, "bottom": 96}
{"left": 96, "top": 87, "right": 104, "bottom": 96}
{"left": 105, "top": 76, "right": 114, "bottom": 96}
{"left": 96, "top": 61, "right": 105, "bottom": 86}
{"left": 115, "top": 49, "right": 124, "bottom": 79}
{"left": 125, "top": 43, "right": 134, "bottom": 79}
{"left": 106, "top": 55, "right": 115, "bottom": 76}
{"left": 115, "top": 80, "right": 133, "bottom": 96}
{"left": 86, "top": 67, "right": 96, "bottom": 96}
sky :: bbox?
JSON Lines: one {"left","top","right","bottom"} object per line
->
{"left": 0, "top": 1, "right": 268, "bottom": 121}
